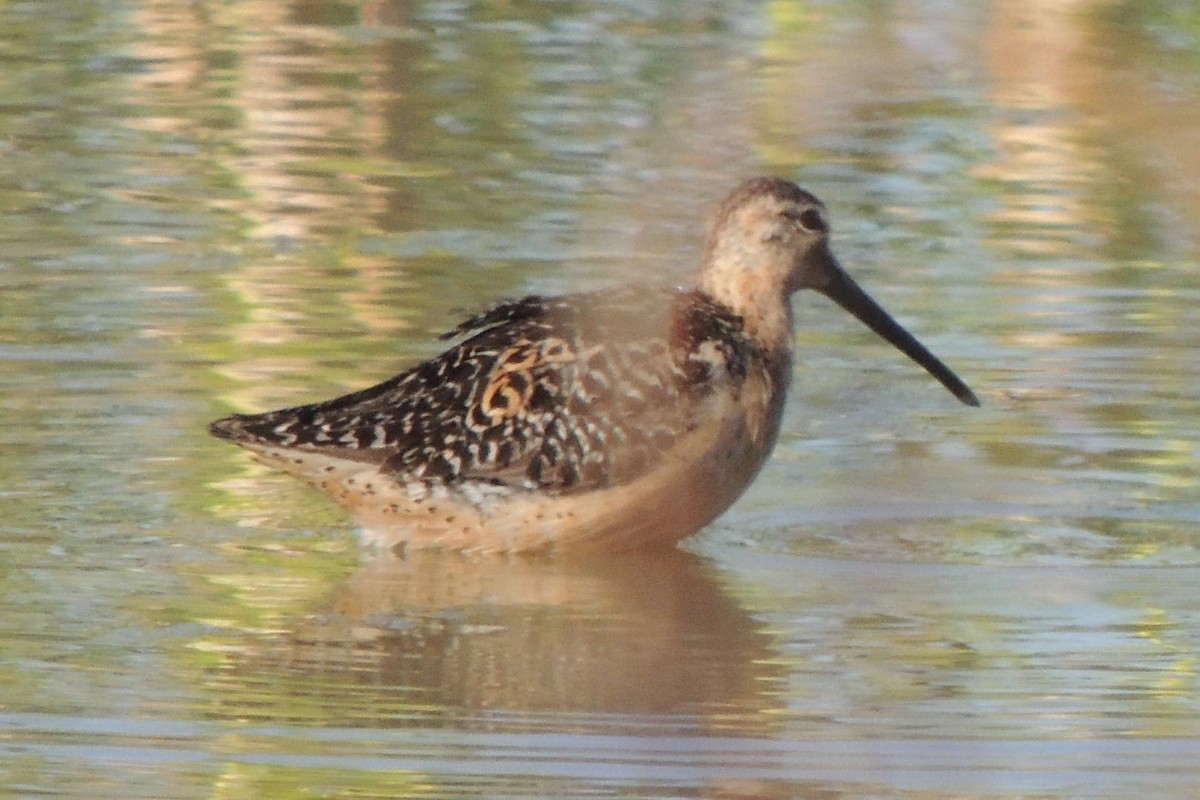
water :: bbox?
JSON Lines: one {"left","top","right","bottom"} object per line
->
{"left": 2, "top": 1, "right": 1200, "bottom": 797}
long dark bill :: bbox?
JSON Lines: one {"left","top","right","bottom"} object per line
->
{"left": 818, "top": 256, "right": 980, "bottom": 407}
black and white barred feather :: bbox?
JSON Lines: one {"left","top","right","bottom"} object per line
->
{"left": 209, "top": 285, "right": 766, "bottom": 495}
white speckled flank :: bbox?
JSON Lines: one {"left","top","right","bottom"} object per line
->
{"left": 210, "top": 177, "right": 977, "bottom": 553}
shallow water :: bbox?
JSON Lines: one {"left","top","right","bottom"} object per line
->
{"left": 3, "top": 1, "right": 1200, "bottom": 797}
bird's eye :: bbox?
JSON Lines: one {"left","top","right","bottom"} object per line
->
{"left": 782, "top": 207, "right": 827, "bottom": 233}
{"left": 799, "top": 209, "right": 826, "bottom": 232}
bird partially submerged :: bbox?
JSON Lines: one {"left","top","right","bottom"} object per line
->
{"left": 211, "top": 177, "right": 977, "bottom": 553}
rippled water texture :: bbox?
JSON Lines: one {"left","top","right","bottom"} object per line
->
{"left": 2, "top": 1, "right": 1200, "bottom": 797}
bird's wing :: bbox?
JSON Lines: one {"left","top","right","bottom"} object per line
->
{"left": 210, "top": 287, "right": 754, "bottom": 494}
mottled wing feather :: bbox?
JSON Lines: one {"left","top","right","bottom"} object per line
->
{"left": 438, "top": 294, "right": 554, "bottom": 341}
{"left": 210, "top": 286, "right": 755, "bottom": 494}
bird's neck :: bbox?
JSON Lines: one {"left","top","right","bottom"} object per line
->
{"left": 697, "top": 268, "right": 794, "bottom": 356}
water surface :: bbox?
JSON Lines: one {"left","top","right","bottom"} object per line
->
{"left": 2, "top": 1, "right": 1200, "bottom": 797}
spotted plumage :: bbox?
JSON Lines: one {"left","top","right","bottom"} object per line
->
{"left": 216, "top": 286, "right": 759, "bottom": 491}
{"left": 211, "top": 177, "right": 978, "bottom": 553}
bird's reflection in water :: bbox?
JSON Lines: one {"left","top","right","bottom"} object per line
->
{"left": 218, "top": 548, "right": 785, "bottom": 734}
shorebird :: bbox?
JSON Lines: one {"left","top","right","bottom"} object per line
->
{"left": 210, "top": 177, "right": 978, "bottom": 553}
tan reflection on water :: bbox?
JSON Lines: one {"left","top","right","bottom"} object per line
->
{"left": 979, "top": 0, "right": 1096, "bottom": 253}
{"left": 123, "top": 0, "right": 435, "bottom": 422}
{"left": 126, "top": 0, "right": 394, "bottom": 239}
{"left": 204, "top": 549, "right": 783, "bottom": 732}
